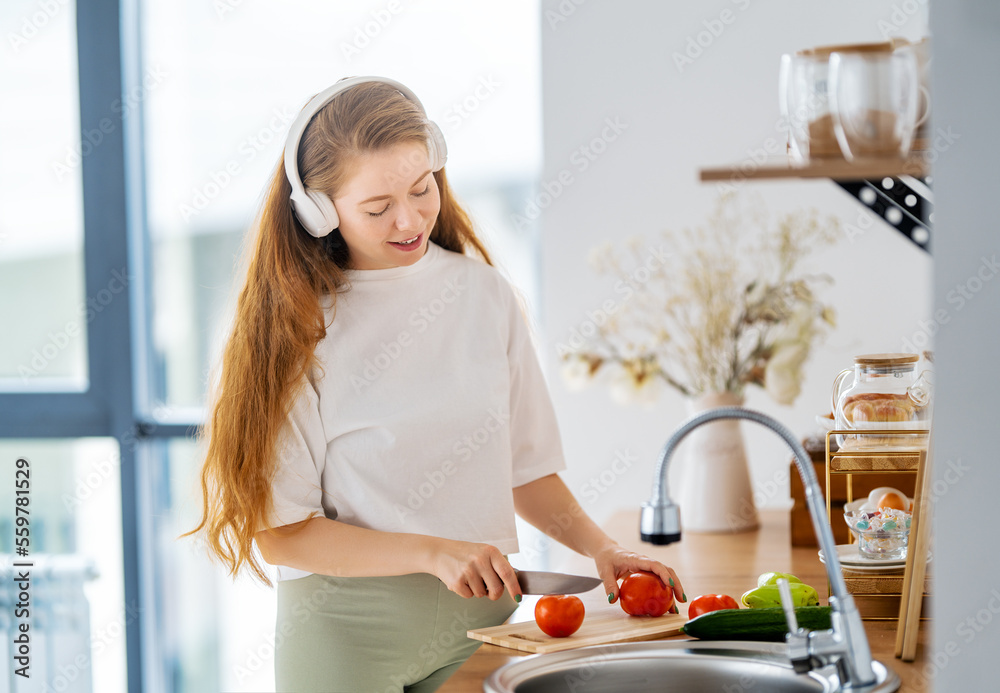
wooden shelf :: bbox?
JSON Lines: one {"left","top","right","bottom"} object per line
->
{"left": 699, "top": 154, "right": 932, "bottom": 253}
{"left": 699, "top": 156, "right": 928, "bottom": 182}
{"left": 845, "top": 575, "right": 931, "bottom": 595}
{"left": 829, "top": 452, "right": 923, "bottom": 473}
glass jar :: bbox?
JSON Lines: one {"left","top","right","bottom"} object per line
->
{"left": 831, "top": 353, "right": 932, "bottom": 450}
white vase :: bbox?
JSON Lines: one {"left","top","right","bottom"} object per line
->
{"left": 676, "top": 391, "right": 759, "bottom": 533}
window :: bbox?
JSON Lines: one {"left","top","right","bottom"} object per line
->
{"left": 0, "top": 0, "right": 87, "bottom": 390}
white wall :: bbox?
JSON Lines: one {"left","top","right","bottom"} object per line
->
{"left": 537, "top": 0, "right": 931, "bottom": 544}
{"left": 929, "top": 1, "right": 1000, "bottom": 690}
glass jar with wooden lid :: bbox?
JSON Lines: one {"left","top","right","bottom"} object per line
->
{"left": 831, "top": 352, "right": 933, "bottom": 449}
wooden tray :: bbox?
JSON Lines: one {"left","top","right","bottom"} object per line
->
{"left": 467, "top": 610, "right": 687, "bottom": 654}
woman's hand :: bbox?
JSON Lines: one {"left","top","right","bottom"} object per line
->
{"left": 593, "top": 543, "right": 685, "bottom": 609}
{"left": 429, "top": 538, "right": 522, "bottom": 601}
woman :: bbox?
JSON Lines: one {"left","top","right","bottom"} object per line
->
{"left": 187, "top": 76, "right": 685, "bottom": 693}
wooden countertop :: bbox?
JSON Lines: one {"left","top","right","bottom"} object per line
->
{"left": 440, "top": 509, "right": 929, "bottom": 692}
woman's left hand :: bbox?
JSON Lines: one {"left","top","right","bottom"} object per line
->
{"left": 593, "top": 544, "right": 685, "bottom": 609}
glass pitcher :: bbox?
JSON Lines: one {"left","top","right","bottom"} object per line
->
{"left": 831, "top": 353, "right": 932, "bottom": 450}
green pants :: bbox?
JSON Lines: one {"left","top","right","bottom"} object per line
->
{"left": 274, "top": 572, "right": 517, "bottom": 693}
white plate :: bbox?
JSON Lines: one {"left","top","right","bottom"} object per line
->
{"left": 818, "top": 544, "right": 924, "bottom": 567}
{"left": 815, "top": 414, "right": 836, "bottom": 432}
{"left": 818, "top": 558, "right": 906, "bottom": 575}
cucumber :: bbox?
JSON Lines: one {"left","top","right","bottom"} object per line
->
{"left": 680, "top": 606, "right": 833, "bottom": 642}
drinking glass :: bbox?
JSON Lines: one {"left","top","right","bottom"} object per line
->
{"left": 828, "top": 47, "right": 920, "bottom": 160}
{"left": 779, "top": 52, "right": 839, "bottom": 164}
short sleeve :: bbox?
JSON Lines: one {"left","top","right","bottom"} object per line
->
{"left": 263, "top": 378, "right": 330, "bottom": 530}
{"left": 505, "top": 285, "right": 568, "bottom": 487}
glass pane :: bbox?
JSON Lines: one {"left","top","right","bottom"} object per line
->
{"left": 0, "top": 439, "right": 125, "bottom": 693}
{"left": 0, "top": 2, "right": 88, "bottom": 390}
{"left": 140, "top": 0, "right": 542, "bottom": 413}
{"left": 145, "top": 438, "right": 275, "bottom": 693}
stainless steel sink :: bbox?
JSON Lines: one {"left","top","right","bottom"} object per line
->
{"left": 483, "top": 640, "right": 901, "bottom": 693}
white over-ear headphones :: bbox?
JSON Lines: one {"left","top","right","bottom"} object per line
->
{"left": 283, "top": 76, "right": 448, "bottom": 238}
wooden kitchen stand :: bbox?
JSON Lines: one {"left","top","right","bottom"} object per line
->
{"left": 824, "top": 430, "right": 932, "bottom": 660}
{"left": 789, "top": 435, "right": 917, "bottom": 548}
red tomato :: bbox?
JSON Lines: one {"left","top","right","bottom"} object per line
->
{"left": 687, "top": 594, "right": 739, "bottom": 619}
{"left": 534, "top": 594, "right": 585, "bottom": 637}
{"left": 619, "top": 571, "right": 675, "bottom": 617}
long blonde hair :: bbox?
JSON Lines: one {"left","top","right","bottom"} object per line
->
{"left": 184, "top": 81, "right": 493, "bottom": 585}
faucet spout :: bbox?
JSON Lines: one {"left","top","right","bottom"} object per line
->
{"left": 642, "top": 405, "right": 877, "bottom": 687}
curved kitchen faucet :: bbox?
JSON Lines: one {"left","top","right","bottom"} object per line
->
{"left": 641, "top": 406, "right": 877, "bottom": 688}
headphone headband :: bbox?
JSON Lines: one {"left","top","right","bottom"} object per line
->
{"left": 283, "top": 76, "right": 447, "bottom": 238}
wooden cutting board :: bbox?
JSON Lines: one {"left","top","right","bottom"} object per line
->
{"left": 467, "top": 609, "right": 688, "bottom": 654}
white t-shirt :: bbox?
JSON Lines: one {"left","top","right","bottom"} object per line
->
{"left": 265, "top": 241, "right": 567, "bottom": 581}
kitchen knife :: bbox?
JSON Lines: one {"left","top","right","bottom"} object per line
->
{"left": 513, "top": 570, "right": 602, "bottom": 595}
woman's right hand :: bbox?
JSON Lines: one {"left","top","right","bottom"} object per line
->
{"left": 429, "top": 539, "right": 522, "bottom": 601}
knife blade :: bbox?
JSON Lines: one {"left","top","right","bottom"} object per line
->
{"left": 513, "top": 570, "right": 603, "bottom": 595}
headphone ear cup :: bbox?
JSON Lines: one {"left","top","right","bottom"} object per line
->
{"left": 425, "top": 121, "right": 448, "bottom": 172}
{"left": 306, "top": 190, "right": 340, "bottom": 236}
{"left": 290, "top": 187, "right": 340, "bottom": 238}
